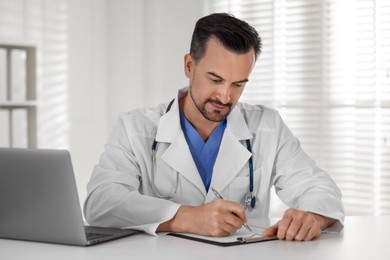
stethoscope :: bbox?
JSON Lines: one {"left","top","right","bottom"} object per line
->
{"left": 150, "top": 99, "right": 256, "bottom": 210}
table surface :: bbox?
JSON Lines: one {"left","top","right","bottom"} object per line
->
{"left": 1, "top": 216, "right": 389, "bottom": 260}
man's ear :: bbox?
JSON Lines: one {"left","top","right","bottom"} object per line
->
{"left": 184, "top": 54, "right": 194, "bottom": 78}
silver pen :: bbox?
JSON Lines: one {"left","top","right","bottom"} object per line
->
{"left": 210, "top": 186, "right": 253, "bottom": 232}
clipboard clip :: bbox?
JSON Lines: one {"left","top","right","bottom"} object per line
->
{"left": 237, "top": 235, "right": 278, "bottom": 243}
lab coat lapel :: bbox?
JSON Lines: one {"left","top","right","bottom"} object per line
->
{"left": 205, "top": 107, "right": 253, "bottom": 202}
{"left": 155, "top": 93, "right": 207, "bottom": 196}
{"left": 161, "top": 134, "right": 206, "bottom": 195}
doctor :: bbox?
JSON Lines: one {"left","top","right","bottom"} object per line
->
{"left": 84, "top": 13, "right": 344, "bottom": 241}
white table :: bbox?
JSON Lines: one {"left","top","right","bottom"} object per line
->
{"left": 1, "top": 216, "right": 389, "bottom": 260}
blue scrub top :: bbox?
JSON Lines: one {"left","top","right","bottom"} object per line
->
{"left": 180, "top": 111, "right": 227, "bottom": 191}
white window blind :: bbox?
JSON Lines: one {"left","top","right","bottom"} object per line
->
{"left": 207, "top": 0, "right": 390, "bottom": 216}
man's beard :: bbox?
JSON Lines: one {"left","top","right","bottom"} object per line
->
{"left": 189, "top": 86, "right": 233, "bottom": 122}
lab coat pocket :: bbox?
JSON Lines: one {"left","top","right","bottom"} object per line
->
{"left": 228, "top": 176, "right": 249, "bottom": 205}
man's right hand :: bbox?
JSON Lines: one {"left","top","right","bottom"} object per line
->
{"left": 156, "top": 199, "right": 247, "bottom": 237}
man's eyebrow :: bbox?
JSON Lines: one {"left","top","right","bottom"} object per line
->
{"left": 207, "top": 72, "right": 249, "bottom": 84}
{"left": 207, "top": 72, "right": 224, "bottom": 80}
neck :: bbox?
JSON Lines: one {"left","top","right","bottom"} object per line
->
{"left": 179, "top": 95, "right": 219, "bottom": 142}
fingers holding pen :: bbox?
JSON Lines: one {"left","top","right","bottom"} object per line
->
{"left": 210, "top": 186, "right": 248, "bottom": 229}
{"left": 199, "top": 199, "right": 247, "bottom": 237}
{"left": 211, "top": 199, "right": 247, "bottom": 235}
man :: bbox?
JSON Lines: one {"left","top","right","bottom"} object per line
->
{"left": 84, "top": 13, "right": 344, "bottom": 241}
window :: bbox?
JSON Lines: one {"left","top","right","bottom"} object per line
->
{"left": 207, "top": 0, "right": 390, "bottom": 216}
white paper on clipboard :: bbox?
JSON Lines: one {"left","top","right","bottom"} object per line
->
{"left": 168, "top": 225, "right": 278, "bottom": 246}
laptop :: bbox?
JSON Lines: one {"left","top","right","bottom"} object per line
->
{"left": 0, "top": 148, "right": 139, "bottom": 246}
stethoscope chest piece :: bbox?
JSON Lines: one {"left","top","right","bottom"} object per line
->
{"left": 245, "top": 192, "right": 256, "bottom": 210}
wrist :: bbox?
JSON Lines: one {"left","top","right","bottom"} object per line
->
{"left": 157, "top": 206, "right": 195, "bottom": 233}
{"left": 309, "top": 212, "right": 337, "bottom": 230}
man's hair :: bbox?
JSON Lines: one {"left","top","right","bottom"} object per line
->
{"left": 190, "top": 13, "right": 262, "bottom": 63}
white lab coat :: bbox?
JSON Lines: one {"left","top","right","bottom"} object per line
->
{"left": 84, "top": 87, "right": 344, "bottom": 235}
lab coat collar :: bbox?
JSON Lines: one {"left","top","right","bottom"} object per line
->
{"left": 155, "top": 88, "right": 187, "bottom": 143}
{"left": 225, "top": 104, "right": 253, "bottom": 141}
{"left": 156, "top": 87, "right": 253, "bottom": 143}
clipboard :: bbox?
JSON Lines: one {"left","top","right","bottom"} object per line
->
{"left": 168, "top": 232, "right": 278, "bottom": 247}
{"left": 167, "top": 226, "right": 278, "bottom": 247}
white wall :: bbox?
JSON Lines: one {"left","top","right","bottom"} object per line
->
{"left": 68, "top": 0, "right": 205, "bottom": 207}
{"left": 107, "top": 0, "right": 204, "bottom": 126}
{"left": 142, "top": 0, "right": 204, "bottom": 108}
{"left": 68, "top": 0, "right": 108, "bottom": 206}
{"left": 106, "top": 0, "right": 145, "bottom": 127}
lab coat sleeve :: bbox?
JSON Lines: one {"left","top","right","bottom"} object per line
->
{"left": 271, "top": 111, "right": 345, "bottom": 229}
{"left": 83, "top": 113, "right": 181, "bottom": 236}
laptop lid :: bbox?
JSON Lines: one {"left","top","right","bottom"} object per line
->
{"left": 0, "top": 148, "right": 138, "bottom": 246}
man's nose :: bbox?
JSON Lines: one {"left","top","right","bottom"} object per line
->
{"left": 215, "top": 84, "right": 231, "bottom": 104}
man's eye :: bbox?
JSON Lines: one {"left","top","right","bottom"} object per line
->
{"left": 211, "top": 79, "right": 222, "bottom": 84}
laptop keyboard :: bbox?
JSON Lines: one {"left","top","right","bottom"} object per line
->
{"left": 86, "top": 232, "right": 111, "bottom": 241}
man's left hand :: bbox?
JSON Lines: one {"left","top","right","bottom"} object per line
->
{"left": 262, "top": 208, "right": 336, "bottom": 241}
